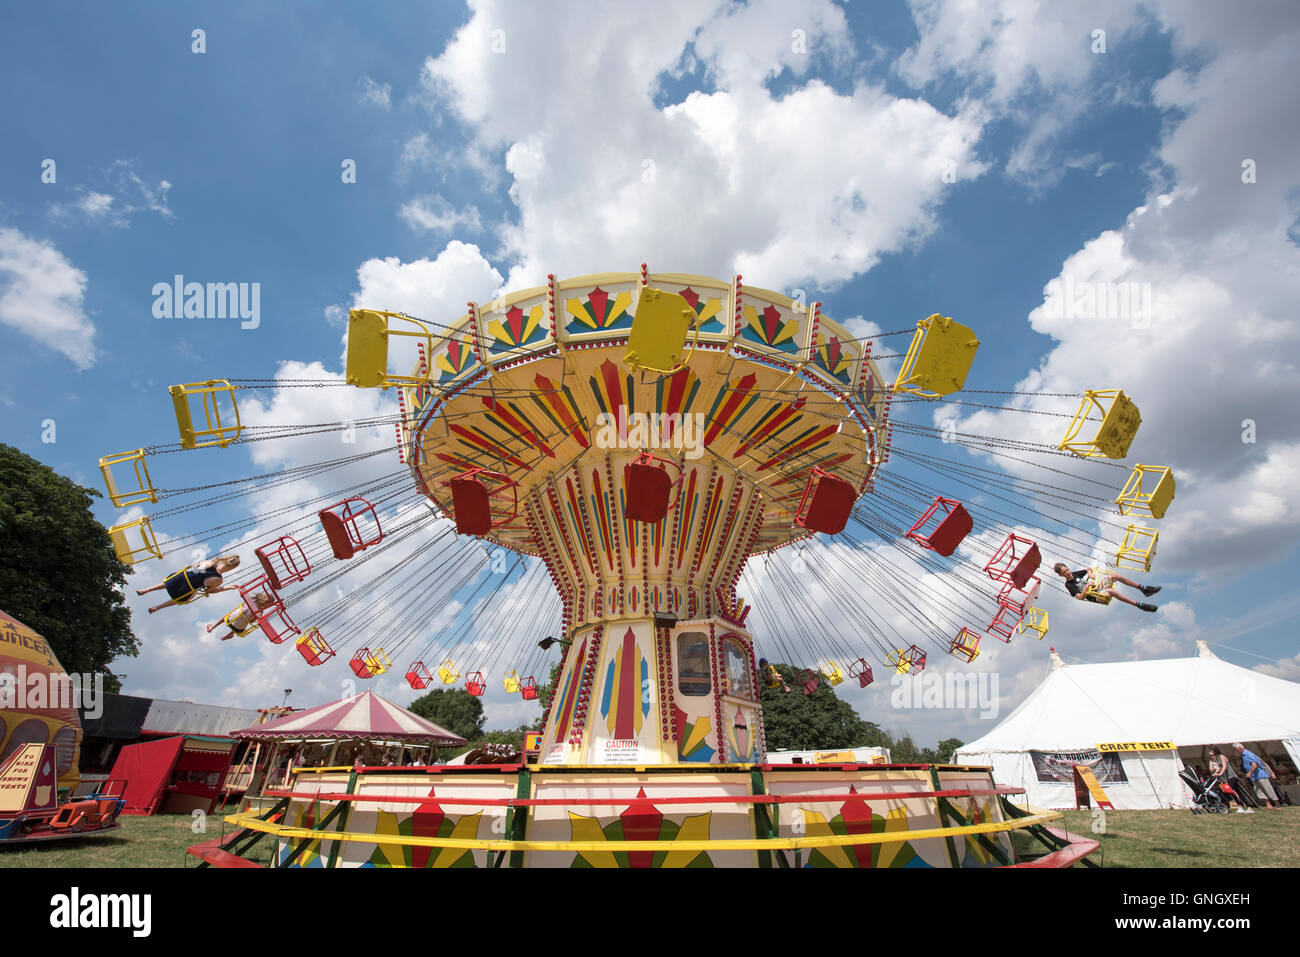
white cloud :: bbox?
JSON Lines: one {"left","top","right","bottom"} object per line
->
{"left": 399, "top": 132, "right": 438, "bottom": 172}
{"left": 0, "top": 227, "right": 96, "bottom": 369}
{"left": 351, "top": 239, "right": 504, "bottom": 316}
{"left": 49, "top": 162, "right": 175, "bottom": 227}
{"left": 359, "top": 75, "right": 392, "bottom": 110}
{"left": 421, "top": 0, "right": 986, "bottom": 292}
{"left": 108, "top": 160, "right": 174, "bottom": 221}
{"left": 929, "top": 5, "right": 1300, "bottom": 583}
{"left": 399, "top": 194, "right": 482, "bottom": 234}
{"left": 77, "top": 192, "right": 114, "bottom": 217}
{"left": 897, "top": 0, "right": 1156, "bottom": 186}
{"left": 1255, "top": 652, "right": 1300, "bottom": 682}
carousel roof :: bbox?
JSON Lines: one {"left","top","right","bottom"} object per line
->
{"left": 230, "top": 691, "right": 465, "bottom": 745}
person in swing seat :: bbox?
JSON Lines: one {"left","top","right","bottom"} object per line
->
{"left": 758, "top": 658, "right": 791, "bottom": 692}
{"left": 138, "top": 555, "right": 241, "bottom": 613}
{"left": 1052, "top": 562, "right": 1160, "bottom": 612}
{"left": 206, "top": 592, "right": 276, "bottom": 641}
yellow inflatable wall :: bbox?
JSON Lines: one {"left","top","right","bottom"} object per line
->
{"left": 0, "top": 610, "right": 82, "bottom": 791}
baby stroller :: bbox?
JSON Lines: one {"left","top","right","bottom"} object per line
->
{"left": 1178, "top": 767, "right": 1229, "bottom": 814}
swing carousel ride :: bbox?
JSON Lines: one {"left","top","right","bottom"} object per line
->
{"left": 102, "top": 267, "right": 1172, "bottom": 867}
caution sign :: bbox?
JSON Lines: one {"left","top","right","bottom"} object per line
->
{"left": 1073, "top": 764, "right": 1114, "bottom": 810}
{"left": 1097, "top": 741, "right": 1174, "bottom": 752}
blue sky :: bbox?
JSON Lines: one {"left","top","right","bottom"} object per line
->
{"left": 2, "top": 1, "right": 1297, "bottom": 748}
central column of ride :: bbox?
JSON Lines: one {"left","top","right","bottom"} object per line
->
{"left": 526, "top": 451, "right": 766, "bottom": 766}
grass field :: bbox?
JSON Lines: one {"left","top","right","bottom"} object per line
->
{"left": 2, "top": 807, "right": 1295, "bottom": 867}
{"left": 1050, "top": 807, "right": 1299, "bottom": 868}
{"left": 0, "top": 814, "right": 275, "bottom": 869}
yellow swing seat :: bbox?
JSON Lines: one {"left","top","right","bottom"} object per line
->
{"left": 1115, "top": 524, "right": 1159, "bottom": 572}
{"left": 820, "top": 661, "right": 845, "bottom": 685}
{"left": 345, "top": 310, "right": 440, "bottom": 389}
{"left": 99, "top": 448, "right": 158, "bottom": 507}
{"left": 893, "top": 314, "right": 980, "bottom": 399}
{"left": 108, "top": 516, "right": 163, "bottom": 566}
{"left": 624, "top": 287, "right": 698, "bottom": 375}
{"left": 170, "top": 380, "right": 243, "bottom": 449}
{"left": 1080, "top": 567, "right": 1116, "bottom": 605}
{"left": 949, "top": 628, "right": 981, "bottom": 662}
{"left": 437, "top": 659, "right": 460, "bottom": 684}
{"left": 364, "top": 647, "right": 392, "bottom": 676}
{"left": 1115, "top": 464, "right": 1175, "bottom": 519}
{"left": 217, "top": 607, "right": 260, "bottom": 638}
{"left": 1058, "top": 389, "right": 1141, "bottom": 459}
{"left": 886, "top": 645, "right": 927, "bottom": 675}
{"left": 503, "top": 670, "right": 521, "bottom": 694}
{"left": 1016, "top": 607, "right": 1049, "bottom": 640}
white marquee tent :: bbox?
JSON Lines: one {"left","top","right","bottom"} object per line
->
{"left": 956, "top": 642, "right": 1300, "bottom": 809}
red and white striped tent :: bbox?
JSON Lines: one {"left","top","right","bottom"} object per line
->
{"left": 231, "top": 690, "right": 464, "bottom": 746}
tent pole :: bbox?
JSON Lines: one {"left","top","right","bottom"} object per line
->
{"left": 264, "top": 742, "right": 282, "bottom": 800}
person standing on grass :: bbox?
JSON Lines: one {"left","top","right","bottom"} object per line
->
{"left": 1209, "top": 746, "right": 1251, "bottom": 813}
{"left": 1234, "top": 743, "right": 1280, "bottom": 810}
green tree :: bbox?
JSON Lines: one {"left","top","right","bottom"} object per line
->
{"left": 0, "top": 444, "right": 138, "bottom": 690}
{"left": 891, "top": 733, "right": 921, "bottom": 763}
{"left": 531, "top": 661, "right": 562, "bottom": 731}
{"left": 408, "top": 687, "right": 485, "bottom": 742}
{"left": 934, "top": 737, "right": 964, "bottom": 764}
{"left": 757, "top": 663, "right": 887, "bottom": 751}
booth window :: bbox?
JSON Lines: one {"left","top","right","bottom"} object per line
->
{"left": 722, "top": 638, "right": 753, "bottom": 699}
{"left": 677, "top": 633, "right": 711, "bottom": 696}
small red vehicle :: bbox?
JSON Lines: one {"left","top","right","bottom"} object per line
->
{"left": 0, "top": 743, "right": 125, "bottom": 845}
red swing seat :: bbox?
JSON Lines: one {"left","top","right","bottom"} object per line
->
{"left": 906, "top": 497, "right": 973, "bottom": 556}
{"left": 847, "top": 658, "right": 874, "bottom": 688}
{"left": 520, "top": 676, "right": 539, "bottom": 700}
{"left": 984, "top": 533, "right": 1041, "bottom": 589}
{"left": 987, "top": 603, "right": 1023, "bottom": 642}
{"left": 624, "top": 453, "right": 681, "bottom": 523}
{"left": 949, "top": 628, "right": 981, "bottom": 662}
{"left": 405, "top": 661, "right": 433, "bottom": 690}
{"left": 794, "top": 468, "right": 856, "bottom": 535}
{"left": 448, "top": 469, "right": 518, "bottom": 536}
{"left": 254, "top": 535, "right": 311, "bottom": 590}
{"left": 258, "top": 602, "right": 299, "bottom": 645}
{"left": 997, "top": 576, "right": 1041, "bottom": 616}
{"left": 798, "top": 669, "right": 820, "bottom": 695}
{"left": 236, "top": 575, "right": 283, "bottom": 627}
{"left": 349, "top": 647, "right": 390, "bottom": 679}
{"left": 464, "top": 671, "right": 486, "bottom": 696}
{"left": 319, "top": 498, "right": 383, "bottom": 560}
{"left": 295, "top": 627, "right": 335, "bottom": 666}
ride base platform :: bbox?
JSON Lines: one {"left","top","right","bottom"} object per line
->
{"left": 196, "top": 761, "right": 1098, "bottom": 868}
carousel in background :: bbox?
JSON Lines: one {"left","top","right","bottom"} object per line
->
{"left": 97, "top": 266, "right": 1174, "bottom": 867}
